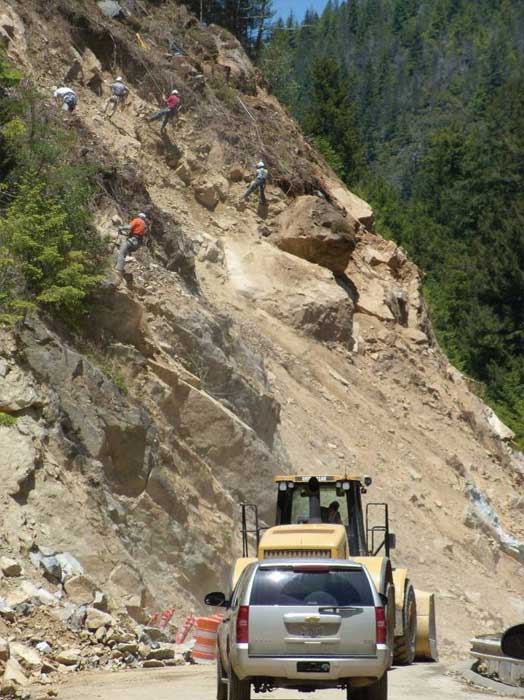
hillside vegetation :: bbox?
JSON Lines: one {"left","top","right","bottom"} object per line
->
{"left": 264, "top": 0, "right": 524, "bottom": 442}
{"left": 0, "top": 54, "right": 107, "bottom": 324}
{"left": 0, "top": 0, "right": 523, "bottom": 679}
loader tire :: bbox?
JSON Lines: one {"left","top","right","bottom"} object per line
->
{"left": 394, "top": 581, "right": 417, "bottom": 665}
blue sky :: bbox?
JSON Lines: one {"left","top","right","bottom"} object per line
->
{"left": 272, "top": 0, "right": 327, "bottom": 22}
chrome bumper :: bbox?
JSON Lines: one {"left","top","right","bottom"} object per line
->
{"left": 230, "top": 644, "right": 389, "bottom": 682}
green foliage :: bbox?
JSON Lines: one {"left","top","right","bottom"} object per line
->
{"left": 208, "top": 73, "right": 239, "bottom": 112}
{"left": 107, "top": 366, "right": 128, "bottom": 395}
{"left": 0, "top": 412, "right": 17, "bottom": 427}
{"left": 0, "top": 57, "right": 108, "bottom": 324}
{"left": 260, "top": 24, "right": 300, "bottom": 106}
{"left": 0, "top": 52, "right": 21, "bottom": 88}
{"left": 1, "top": 175, "right": 101, "bottom": 315}
{"left": 265, "top": 1, "right": 524, "bottom": 441}
{"left": 313, "top": 135, "right": 346, "bottom": 179}
{"left": 302, "top": 56, "right": 366, "bottom": 182}
{"left": 82, "top": 341, "right": 129, "bottom": 395}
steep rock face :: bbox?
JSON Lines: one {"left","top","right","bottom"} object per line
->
{"left": 0, "top": 0, "right": 523, "bottom": 663}
{"left": 223, "top": 238, "right": 354, "bottom": 345}
{"left": 1, "top": 275, "right": 285, "bottom": 609}
{"left": 18, "top": 316, "right": 154, "bottom": 499}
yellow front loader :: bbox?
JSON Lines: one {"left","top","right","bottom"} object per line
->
{"left": 233, "top": 475, "right": 437, "bottom": 664}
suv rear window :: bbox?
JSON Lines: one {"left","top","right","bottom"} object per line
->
{"left": 250, "top": 567, "right": 374, "bottom": 607}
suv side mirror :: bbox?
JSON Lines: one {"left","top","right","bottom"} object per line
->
{"left": 204, "top": 591, "right": 229, "bottom": 607}
{"left": 387, "top": 533, "right": 396, "bottom": 551}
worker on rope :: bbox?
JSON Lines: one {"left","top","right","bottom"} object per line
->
{"left": 147, "top": 89, "right": 181, "bottom": 133}
{"left": 242, "top": 161, "right": 268, "bottom": 205}
{"left": 103, "top": 76, "right": 129, "bottom": 117}
{"left": 115, "top": 212, "right": 149, "bottom": 276}
{"left": 52, "top": 85, "right": 77, "bottom": 113}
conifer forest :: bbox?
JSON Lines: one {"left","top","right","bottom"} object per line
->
{"left": 262, "top": 0, "right": 524, "bottom": 443}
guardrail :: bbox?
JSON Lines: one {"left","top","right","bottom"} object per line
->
{"left": 470, "top": 634, "right": 524, "bottom": 688}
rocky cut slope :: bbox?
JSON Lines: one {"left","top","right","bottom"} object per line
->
{"left": 0, "top": 0, "right": 523, "bottom": 685}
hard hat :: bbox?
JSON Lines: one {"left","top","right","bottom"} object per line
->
{"left": 116, "top": 76, "right": 123, "bottom": 82}
{"left": 138, "top": 212, "right": 148, "bottom": 220}
{"left": 171, "top": 89, "right": 179, "bottom": 95}
{"left": 257, "top": 161, "right": 265, "bottom": 168}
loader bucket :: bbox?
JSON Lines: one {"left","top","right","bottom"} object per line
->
{"left": 501, "top": 624, "right": 524, "bottom": 660}
{"left": 414, "top": 590, "right": 438, "bottom": 661}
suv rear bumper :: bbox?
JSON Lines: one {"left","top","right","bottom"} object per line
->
{"left": 230, "top": 644, "right": 388, "bottom": 682}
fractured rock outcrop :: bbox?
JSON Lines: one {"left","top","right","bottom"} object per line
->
{"left": 274, "top": 195, "right": 357, "bottom": 274}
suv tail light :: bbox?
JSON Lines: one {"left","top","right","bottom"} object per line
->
{"left": 236, "top": 606, "right": 249, "bottom": 643}
{"left": 375, "top": 607, "right": 386, "bottom": 645}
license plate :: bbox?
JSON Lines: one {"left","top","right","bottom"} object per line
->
{"left": 297, "top": 662, "right": 331, "bottom": 673}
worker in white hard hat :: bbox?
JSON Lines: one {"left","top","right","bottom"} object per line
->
{"left": 147, "top": 89, "right": 181, "bottom": 133}
{"left": 115, "top": 212, "right": 150, "bottom": 276}
{"left": 242, "top": 161, "right": 268, "bottom": 205}
{"left": 102, "top": 75, "right": 129, "bottom": 118}
{"left": 52, "top": 85, "right": 77, "bottom": 113}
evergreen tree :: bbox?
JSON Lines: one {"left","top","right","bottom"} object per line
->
{"left": 302, "top": 56, "right": 365, "bottom": 181}
{"left": 262, "top": 0, "right": 524, "bottom": 442}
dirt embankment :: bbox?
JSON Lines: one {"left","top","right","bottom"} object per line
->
{"left": 0, "top": 1, "right": 523, "bottom": 694}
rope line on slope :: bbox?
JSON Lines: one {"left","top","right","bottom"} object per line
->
{"left": 237, "top": 96, "right": 264, "bottom": 153}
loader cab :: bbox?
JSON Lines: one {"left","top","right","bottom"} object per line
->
{"left": 275, "top": 476, "right": 393, "bottom": 557}
{"left": 239, "top": 474, "right": 395, "bottom": 560}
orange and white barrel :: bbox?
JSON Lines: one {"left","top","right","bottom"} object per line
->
{"left": 192, "top": 615, "right": 223, "bottom": 664}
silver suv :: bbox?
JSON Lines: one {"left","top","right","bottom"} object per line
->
{"left": 205, "top": 558, "right": 389, "bottom": 700}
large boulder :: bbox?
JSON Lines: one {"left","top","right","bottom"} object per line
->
{"left": 64, "top": 574, "right": 97, "bottom": 605}
{"left": 65, "top": 47, "right": 103, "bottom": 91}
{"left": 274, "top": 195, "right": 357, "bottom": 274}
{"left": 228, "top": 164, "right": 248, "bottom": 182}
{"left": 193, "top": 175, "right": 229, "bottom": 211}
{"left": 0, "top": 557, "right": 21, "bottom": 577}
{"left": 285, "top": 288, "right": 354, "bottom": 345}
{"left": 0, "top": 364, "right": 39, "bottom": 412}
{"left": 107, "top": 563, "right": 149, "bottom": 623}
{"left": 317, "top": 174, "right": 374, "bottom": 229}
{"left": 224, "top": 238, "right": 354, "bottom": 346}
{"left": 84, "top": 607, "right": 114, "bottom": 630}
{"left": 0, "top": 428, "right": 39, "bottom": 499}
{"left": 209, "top": 26, "right": 257, "bottom": 94}
{"left": 484, "top": 406, "right": 515, "bottom": 442}
{"left": 193, "top": 181, "right": 219, "bottom": 210}
{"left": 363, "top": 242, "right": 407, "bottom": 273}
{"left": 54, "top": 648, "right": 81, "bottom": 666}
{"left": 2, "top": 657, "right": 28, "bottom": 688}
{"left": 10, "top": 642, "right": 41, "bottom": 671}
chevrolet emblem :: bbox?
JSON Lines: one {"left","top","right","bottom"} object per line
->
{"left": 305, "top": 615, "right": 320, "bottom": 623}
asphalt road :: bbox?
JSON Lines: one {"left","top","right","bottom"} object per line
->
{"left": 55, "top": 663, "right": 492, "bottom": 700}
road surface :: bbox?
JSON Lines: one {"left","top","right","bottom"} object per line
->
{"left": 56, "top": 663, "right": 492, "bottom": 699}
